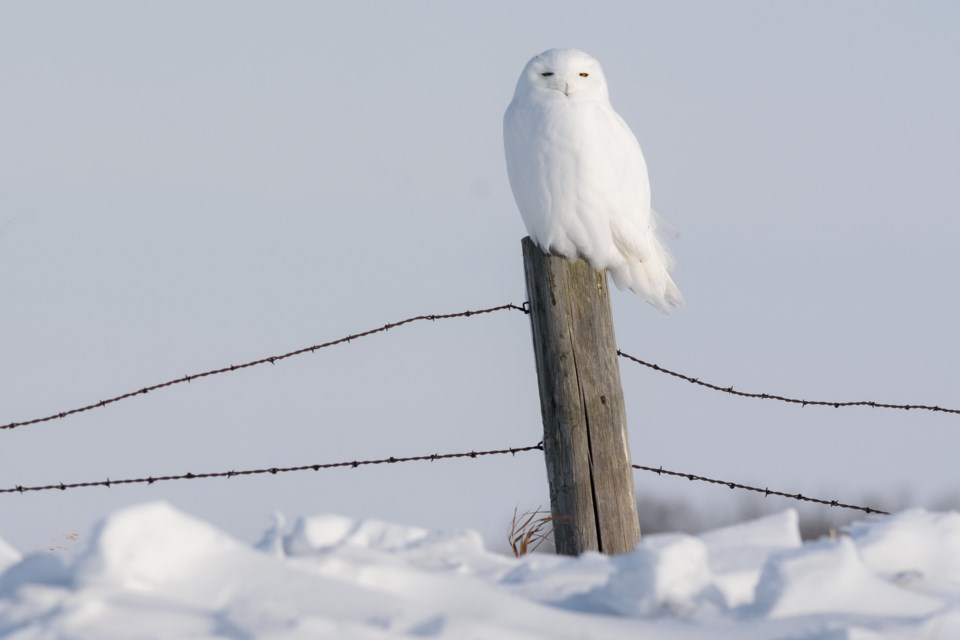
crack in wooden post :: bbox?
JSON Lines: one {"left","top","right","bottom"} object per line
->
{"left": 521, "top": 237, "right": 640, "bottom": 555}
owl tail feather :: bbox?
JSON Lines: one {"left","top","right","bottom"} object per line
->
{"left": 610, "top": 261, "right": 684, "bottom": 314}
{"left": 663, "top": 274, "right": 684, "bottom": 308}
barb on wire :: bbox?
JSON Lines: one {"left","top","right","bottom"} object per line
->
{"left": 632, "top": 463, "right": 888, "bottom": 515}
{"left": 617, "top": 349, "right": 960, "bottom": 417}
{"left": 2, "top": 302, "right": 529, "bottom": 432}
{"left": 0, "top": 443, "right": 545, "bottom": 495}
{"left": 0, "top": 436, "right": 888, "bottom": 516}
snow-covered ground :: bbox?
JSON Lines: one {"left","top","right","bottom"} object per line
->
{"left": 1, "top": 504, "right": 959, "bottom": 639}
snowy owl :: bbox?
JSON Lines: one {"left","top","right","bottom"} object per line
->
{"left": 504, "top": 48, "right": 683, "bottom": 312}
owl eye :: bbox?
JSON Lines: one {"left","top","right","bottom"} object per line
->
{"left": 541, "top": 72, "right": 554, "bottom": 77}
{"left": 579, "top": 72, "right": 589, "bottom": 77}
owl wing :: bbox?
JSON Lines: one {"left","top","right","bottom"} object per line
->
{"left": 586, "top": 106, "right": 682, "bottom": 309}
{"left": 590, "top": 108, "right": 656, "bottom": 264}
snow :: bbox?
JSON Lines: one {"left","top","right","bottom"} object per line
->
{"left": 700, "top": 509, "right": 802, "bottom": 606}
{"left": 3, "top": 504, "right": 960, "bottom": 639}
{"left": 0, "top": 539, "right": 19, "bottom": 574}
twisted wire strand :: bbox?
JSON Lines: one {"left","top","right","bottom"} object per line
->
{"left": 0, "top": 443, "right": 545, "bottom": 494}
{"left": 632, "top": 463, "right": 888, "bottom": 515}
{"left": 2, "top": 303, "right": 529, "bottom": 432}
{"left": 617, "top": 349, "right": 959, "bottom": 416}
{"left": 7, "top": 302, "right": 957, "bottom": 435}
{"left": 0, "top": 439, "right": 886, "bottom": 516}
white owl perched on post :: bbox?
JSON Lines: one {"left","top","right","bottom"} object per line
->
{"left": 504, "top": 48, "right": 683, "bottom": 312}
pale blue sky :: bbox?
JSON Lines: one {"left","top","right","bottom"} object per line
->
{"left": 1, "top": 2, "right": 958, "bottom": 551}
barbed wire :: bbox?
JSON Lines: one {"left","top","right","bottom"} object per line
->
{"left": 0, "top": 443, "right": 545, "bottom": 494}
{"left": 6, "top": 300, "right": 956, "bottom": 436}
{"left": 632, "top": 463, "right": 888, "bottom": 515}
{"left": 2, "top": 302, "right": 528, "bottom": 432}
{"left": 617, "top": 349, "right": 960, "bottom": 416}
{"left": 0, "top": 439, "right": 886, "bottom": 515}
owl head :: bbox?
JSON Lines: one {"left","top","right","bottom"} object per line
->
{"left": 512, "top": 48, "right": 610, "bottom": 103}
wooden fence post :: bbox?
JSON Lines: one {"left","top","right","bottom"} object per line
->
{"left": 521, "top": 237, "right": 640, "bottom": 556}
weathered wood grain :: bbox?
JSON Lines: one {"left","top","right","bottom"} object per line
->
{"left": 521, "top": 237, "right": 640, "bottom": 556}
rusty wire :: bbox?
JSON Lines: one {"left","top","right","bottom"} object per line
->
{"left": 632, "top": 463, "right": 888, "bottom": 515}
{"left": 0, "top": 443, "right": 545, "bottom": 494}
{"left": 2, "top": 302, "right": 528, "bottom": 432}
{"left": 617, "top": 349, "right": 960, "bottom": 416}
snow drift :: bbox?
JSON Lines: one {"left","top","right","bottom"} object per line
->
{"left": 2, "top": 503, "right": 959, "bottom": 639}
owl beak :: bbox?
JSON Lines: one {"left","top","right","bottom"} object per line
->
{"left": 546, "top": 78, "right": 571, "bottom": 97}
